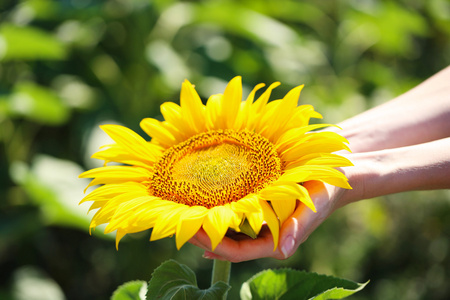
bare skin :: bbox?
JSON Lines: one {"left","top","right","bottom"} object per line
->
{"left": 189, "top": 66, "right": 450, "bottom": 262}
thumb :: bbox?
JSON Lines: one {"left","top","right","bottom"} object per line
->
{"left": 279, "top": 205, "right": 310, "bottom": 258}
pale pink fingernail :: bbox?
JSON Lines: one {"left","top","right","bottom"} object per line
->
{"left": 203, "top": 252, "right": 214, "bottom": 259}
{"left": 281, "top": 236, "right": 295, "bottom": 259}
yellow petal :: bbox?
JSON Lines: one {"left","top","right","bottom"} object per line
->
{"left": 222, "top": 76, "right": 243, "bottom": 129}
{"left": 251, "top": 82, "right": 280, "bottom": 114}
{"left": 286, "top": 153, "right": 353, "bottom": 169}
{"left": 294, "top": 165, "right": 352, "bottom": 189}
{"left": 180, "top": 79, "right": 206, "bottom": 133}
{"left": 88, "top": 200, "right": 107, "bottom": 212}
{"left": 115, "top": 229, "right": 127, "bottom": 249}
{"left": 80, "top": 182, "right": 146, "bottom": 204}
{"left": 203, "top": 205, "right": 235, "bottom": 250}
{"left": 260, "top": 85, "right": 304, "bottom": 141}
{"left": 275, "top": 124, "right": 338, "bottom": 150}
{"left": 90, "top": 192, "right": 148, "bottom": 228}
{"left": 100, "top": 124, "right": 157, "bottom": 161}
{"left": 105, "top": 195, "right": 160, "bottom": 233}
{"left": 162, "top": 121, "right": 187, "bottom": 142}
{"left": 91, "top": 145, "right": 156, "bottom": 169}
{"left": 108, "top": 200, "right": 169, "bottom": 236}
{"left": 278, "top": 169, "right": 312, "bottom": 183}
{"left": 259, "top": 199, "right": 279, "bottom": 251}
{"left": 295, "top": 184, "right": 316, "bottom": 212}
{"left": 140, "top": 118, "right": 177, "bottom": 147}
{"left": 271, "top": 198, "right": 296, "bottom": 225}
{"left": 205, "top": 94, "right": 224, "bottom": 130}
{"left": 151, "top": 205, "right": 187, "bottom": 241}
{"left": 234, "top": 83, "right": 265, "bottom": 131}
{"left": 260, "top": 181, "right": 316, "bottom": 212}
{"left": 280, "top": 133, "right": 350, "bottom": 162}
{"left": 260, "top": 181, "right": 304, "bottom": 201}
{"left": 290, "top": 105, "right": 323, "bottom": 127}
{"left": 79, "top": 166, "right": 152, "bottom": 191}
{"left": 175, "top": 206, "right": 208, "bottom": 249}
{"left": 133, "top": 199, "right": 176, "bottom": 228}
{"left": 318, "top": 176, "right": 352, "bottom": 189}
{"left": 247, "top": 82, "right": 281, "bottom": 131}
{"left": 79, "top": 165, "right": 151, "bottom": 179}
{"left": 245, "top": 211, "right": 264, "bottom": 236}
{"left": 160, "top": 102, "right": 193, "bottom": 139}
{"left": 80, "top": 184, "right": 125, "bottom": 204}
{"left": 231, "top": 194, "right": 261, "bottom": 214}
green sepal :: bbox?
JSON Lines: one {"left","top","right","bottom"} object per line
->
{"left": 238, "top": 218, "right": 258, "bottom": 239}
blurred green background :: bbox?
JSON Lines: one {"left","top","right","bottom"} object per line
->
{"left": 1, "top": 0, "right": 449, "bottom": 299}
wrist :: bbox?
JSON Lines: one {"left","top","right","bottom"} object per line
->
{"left": 336, "top": 137, "right": 450, "bottom": 207}
{"left": 336, "top": 151, "right": 386, "bottom": 207}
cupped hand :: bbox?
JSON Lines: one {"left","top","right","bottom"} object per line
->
{"left": 189, "top": 181, "right": 346, "bottom": 262}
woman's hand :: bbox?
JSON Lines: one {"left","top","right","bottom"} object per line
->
{"left": 189, "top": 181, "right": 347, "bottom": 262}
{"left": 189, "top": 66, "right": 450, "bottom": 262}
{"left": 189, "top": 136, "right": 450, "bottom": 262}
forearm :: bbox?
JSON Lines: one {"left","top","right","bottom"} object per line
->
{"left": 331, "top": 66, "right": 450, "bottom": 153}
{"left": 340, "top": 137, "right": 450, "bottom": 206}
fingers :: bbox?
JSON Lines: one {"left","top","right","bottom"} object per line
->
{"left": 279, "top": 205, "right": 305, "bottom": 258}
{"left": 203, "top": 251, "right": 226, "bottom": 260}
{"left": 189, "top": 227, "right": 285, "bottom": 262}
{"left": 188, "top": 228, "right": 210, "bottom": 250}
{"left": 189, "top": 181, "right": 339, "bottom": 262}
{"left": 279, "top": 181, "right": 335, "bottom": 258}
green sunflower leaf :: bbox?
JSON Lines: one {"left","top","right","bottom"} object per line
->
{"left": 111, "top": 280, "right": 147, "bottom": 300}
{"left": 147, "top": 259, "right": 230, "bottom": 300}
{"left": 240, "top": 268, "right": 368, "bottom": 300}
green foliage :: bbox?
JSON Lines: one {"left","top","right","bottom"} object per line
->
{"left": 0, "top": 24, "right": 66, "bottom": 61}
{"left": 112, "top": 263, "right": 366, "bottom": 300}
{"left": 0, "top": 0, "right": 449, "bottom": 299}
{"left": 241, "top": 268, "right": 367, "bottom": 300}
{"left": 147, "top": 260, "right": 230, "bottom": 300}
{"left": 9, "top": 155, "right": 91, "bottom": 230}
{"left": 111, "top": 281, "right": 146, "bottom": 300}
{"left": 7, "top": 82, "right": 70, "bottom": 125}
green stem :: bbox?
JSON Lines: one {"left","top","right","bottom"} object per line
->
{"left": 211, "top": 259, "right": 232, "bottom": 299}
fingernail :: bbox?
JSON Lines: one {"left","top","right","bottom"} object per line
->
{"left": 202, "top": 252, "right": 214, "bottom": 260}
{"left": 281, "top": 236, "right": 295, "bottom": 259}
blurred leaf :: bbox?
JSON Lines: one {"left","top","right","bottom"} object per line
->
{"left": 147, "top": 259, "right": 230, "bottom": 300}
{"left": 0, "top": 95, "right": 9, "bottom": 121}
{"left": 56, "top": 19, "right": 106, "bottom": 49}
{"left": 9, "top": 82, "right": 70, "bottom": 125}
{"left": 240, "top": 269, "right": 368, "bottom": 300}
{"left": 427, "top": 0, "right": 450, "bottom": 34}
{"left": 184, "top": 2, "right": 299, "bottom": 47}
{"left": 23, "top": 0, "right": 60, "bottom": 20}
{"left": 0, "top": 24, "right": 67, "bottom": 61}
{"left": 111, "top": 281, "right": 146, "bottom": 300}
{"left": 10, "top": 155, "right": 92, "bottom": 231}
{"left": 12, "top": 266, "right": 66, "bottom": 300}
{"left": 52, "top": 75, "right": 99, "bottom": 110}
{"left": 347, "top": 2, "right": 428, "bottom": 56}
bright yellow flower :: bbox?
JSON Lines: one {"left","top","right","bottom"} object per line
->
{"left": 79, "top": 77, "right": 352, "bottom": 251}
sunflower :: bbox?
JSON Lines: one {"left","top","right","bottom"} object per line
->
{"left": 79, "top": 77, "right": 352, "bottom": 251}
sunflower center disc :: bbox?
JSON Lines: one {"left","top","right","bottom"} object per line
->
{"left": 151, "top": 130, "right": 281, "bottom": 208}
